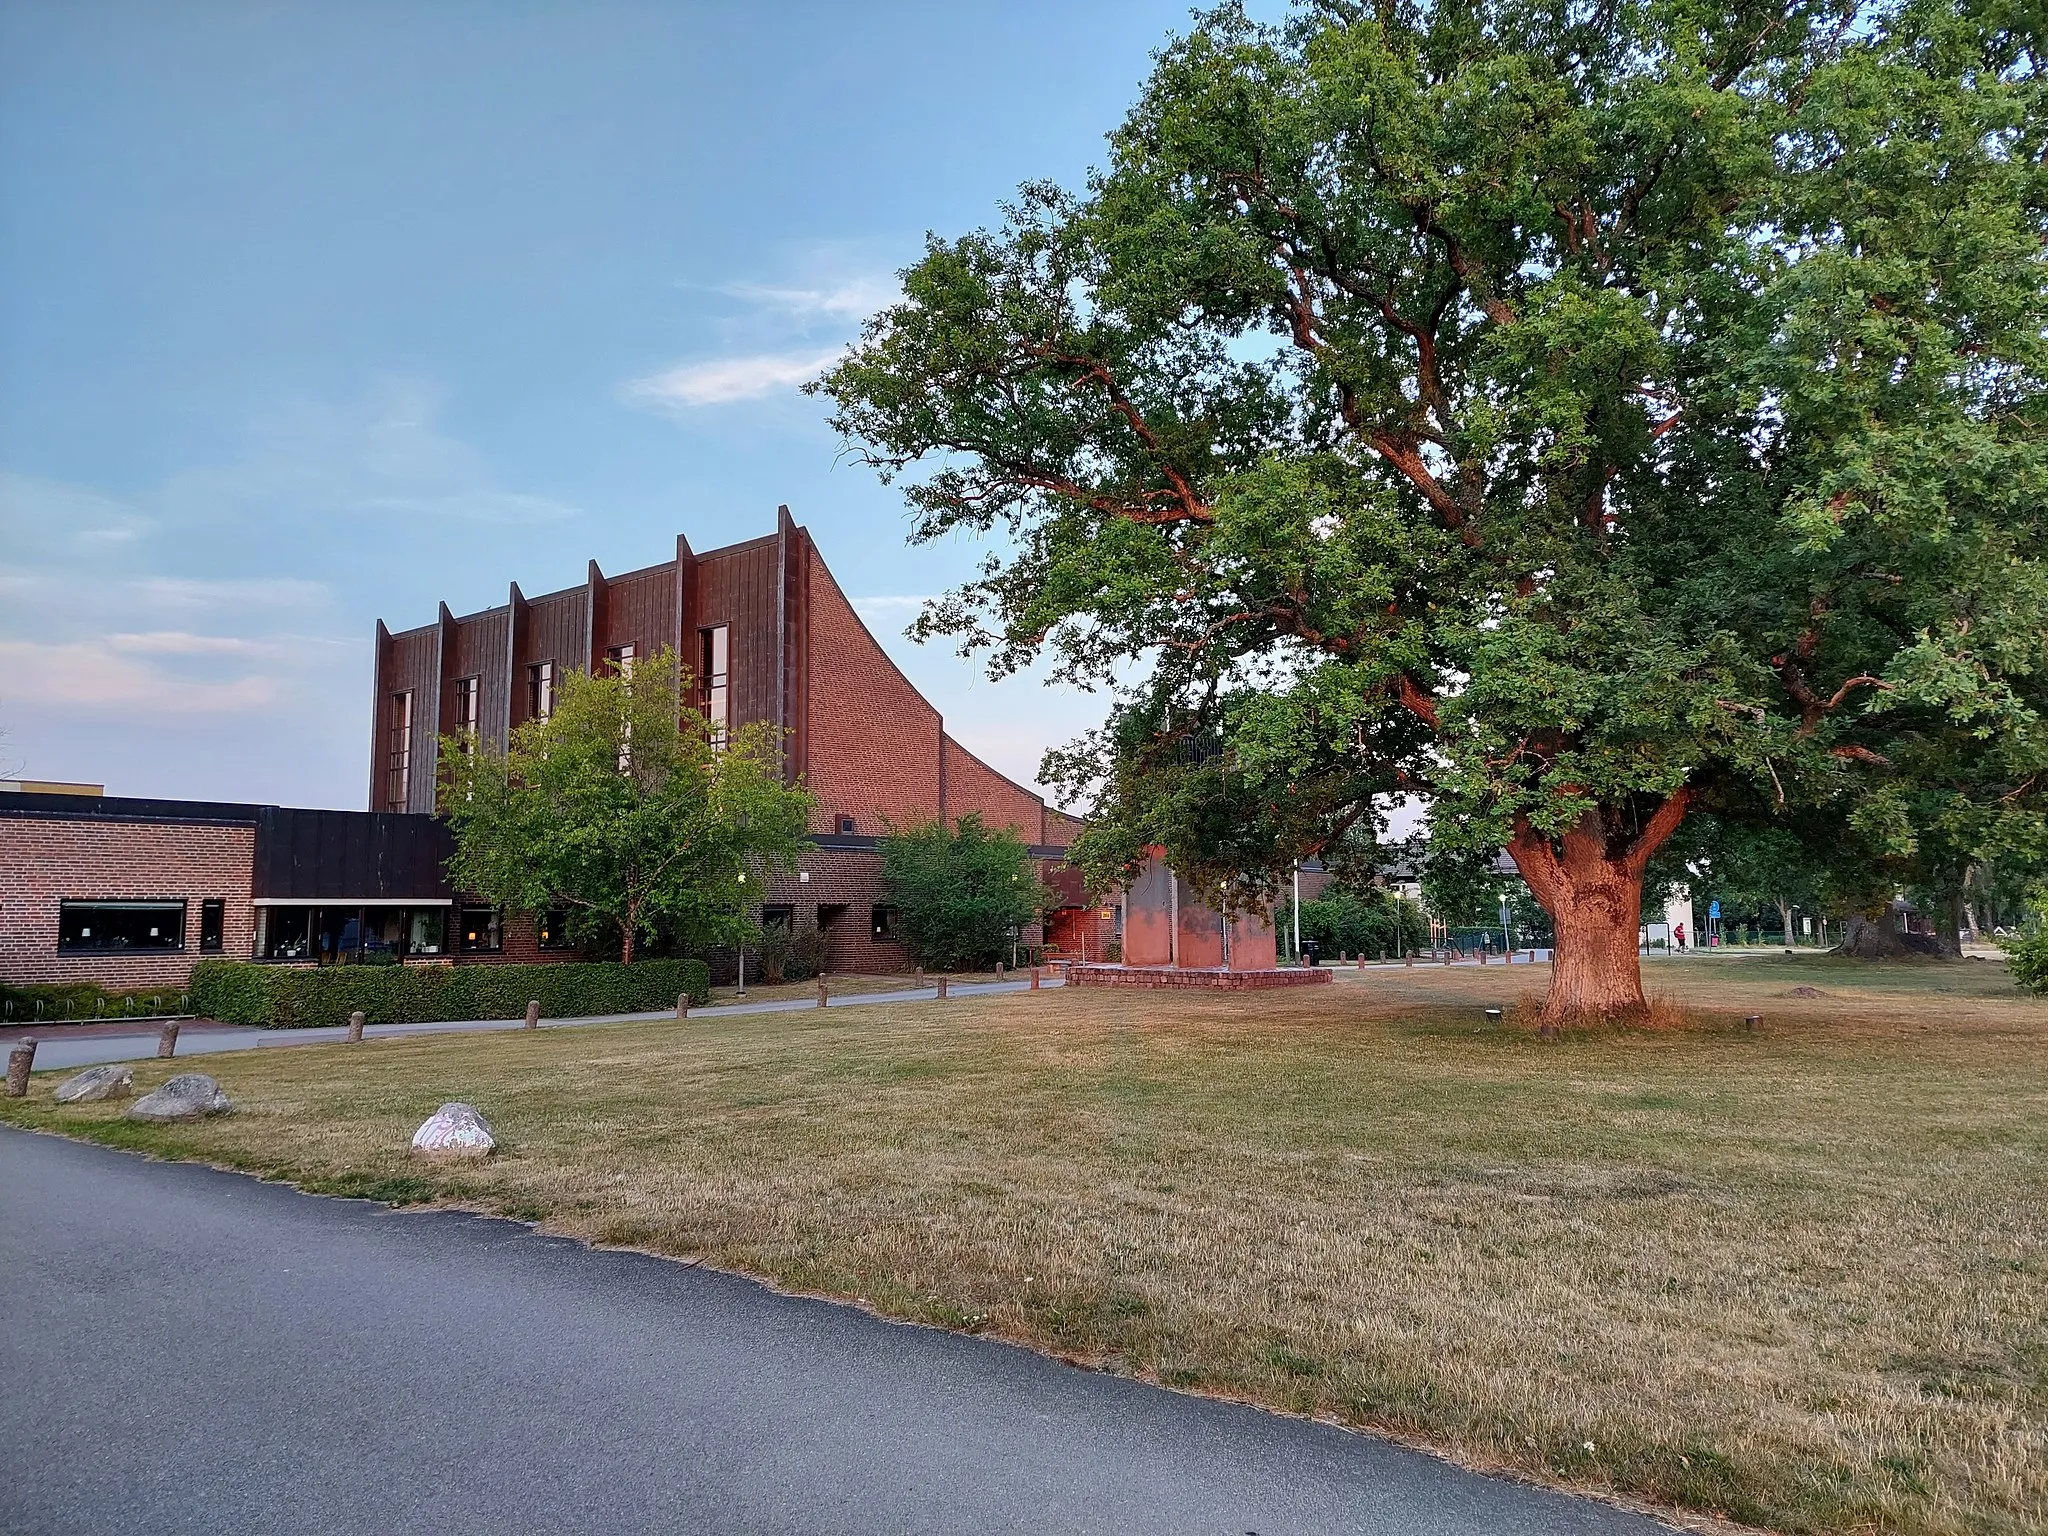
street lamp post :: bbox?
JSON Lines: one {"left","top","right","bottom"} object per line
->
{"left": 1292, "top": 863, "right": 1301, "bottom": 963}
{"left": 736, "top": 869, "right": 748, "bottom": 998}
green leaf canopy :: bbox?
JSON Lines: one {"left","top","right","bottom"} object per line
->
{"left": 818, "top": 0, "right": 2048, "bottom": 1016}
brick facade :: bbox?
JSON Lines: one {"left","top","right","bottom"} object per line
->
{"left": 0, "top": 814, "right": 256, "bottom": 989}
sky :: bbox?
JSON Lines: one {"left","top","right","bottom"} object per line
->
{"left": 0, "top": 0, "right": 1244, "bottom": 810}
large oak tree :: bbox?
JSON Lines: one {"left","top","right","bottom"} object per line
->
{"left": 817, "top": 0, "right": 2048, "bottom": 1020}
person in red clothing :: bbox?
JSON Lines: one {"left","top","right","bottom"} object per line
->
{"left": 1673, "top": 922, "right": 1687, "bottom": 952}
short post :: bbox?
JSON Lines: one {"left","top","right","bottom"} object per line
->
{"left": 816, "top": 977, "right": 829, "bottom": 1009}
{"left": 1478, "top": 951, "right": 1487, "bottom": 966}
{"left": 995, "top": 961, "right": 1005, "bottom": 980}
{"left": 676, "top": 993, "right": 690, "bottom": 1021}
{"left": 5, "top": 1038, "right": 35, "bottom": 1098}
{"left": 346, "top": 1010, "right": 365, "bottom": 1044}
{"left": 1442, "top": 952, "right": 1451, "bottom": 967}
{"left": 1404, "top": 952, "right": 1414, "bottom": 968}
{"left": 1029, "top": 965, "right": 1040, "bottom": 990}
{"left": 524, "top": 999, "right": 540, "bottom": 1030}
{"left": 1744, "top": 1013, "right": 1761, "bottom": 1032}
{"left": 156, "top": 1021, "right": 180, "bottom": 1059}
{"left": 936, "top": 975, "right": 949, "bottom": 1000}
{"left": 1538, "top": 1019, "right": 1557, "bottom": 1042}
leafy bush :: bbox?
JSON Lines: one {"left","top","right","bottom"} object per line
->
{"left": 188, "top": 957, "right": 711, "bottom": 1028}
{"left": 2002, "top": 918, "right": 2048, "bottom": 994}
{"left": 1294, "top": 890, "right": 1430, "bottom": 959}
{"left": 881, "top": 814, "right": 1046, "bottom": 971}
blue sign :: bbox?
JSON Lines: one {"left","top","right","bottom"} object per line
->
{"left": 1708, "top": 899, "right": 1721, "bottom": 918}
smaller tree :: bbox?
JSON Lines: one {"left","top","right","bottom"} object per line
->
{"left": 1296, "top": 888, "right": 1427, "bottom": 959}
{"left": 441, "top": 647, "right": 812, "bottom": 963}
{"left": 880, "top": 814, "right": 1046, "bottom": 972}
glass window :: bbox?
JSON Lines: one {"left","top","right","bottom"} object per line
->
{"left": 453, "top": 675, "right": 481, "bottom": 741}
{"left": 698, "top": 626, "right": 729, "bottom": 747}
{"left": 605, "top": 643, "right": 635, "bottom": 678}
{"left": 458, "top": 905, "right": 502, "bottom": 952}
{"left": 408, "top": 908, "right": 447, "bottom": 956}
{"left": 871, "top": 905, "right": 897, "bottom": 940}
{"left": 761, "top": 904, "right": 794, "bottom": 932}
{"left": 58, "top": 900, "right": 186, "bottom": 952}
{"left": 362, "top": 908, "right": 407, "bottom": 960}
{"left": 261, "top": 907, "right": 313, "bottom": 960}
{"left": 386, "top": 690, "right": 413, "bottom": 809}
{"left": 199, "top": 899, "right": 225, "bottom": 952}
{"left": 527, "top": 661, "right": 555, "bottom": 722}
{"left": 536, "top": 906, "right": 573, "bottom": 949}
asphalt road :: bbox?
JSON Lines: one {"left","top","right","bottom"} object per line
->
{"left": 0, "top": 1130, "right": 1675, "bottom": 1536}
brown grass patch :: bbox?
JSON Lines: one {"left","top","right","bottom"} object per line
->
{"left": 7, "top": 953, "right": 2045, "bottom": 1535}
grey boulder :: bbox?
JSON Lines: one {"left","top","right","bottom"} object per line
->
{"left": 53, "top": 1064, "right": 134, "bottom": 1103}
{"left": 128, "top": 1074, "right": 233, "bottom": 1122}
{"left": 411, "top": 1102, "right": 495, "bottom": 1159}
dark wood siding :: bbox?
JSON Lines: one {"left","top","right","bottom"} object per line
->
{"left": 513, "top": 587, "right": 588, "bottom": 723}
{"left": 383, "top": 629, "right": 441, "bottom": 813}
{"left": 602, "top": 567, "right": 674, "bottom": 664}
{"left": 693, "top": 535, "right": 782, "bottom": 734}
{"left": 447, "top": 607, "right": 511, "bottom": 754}
{"left": 252, "top": 808, "right": 455, "bottom": 900}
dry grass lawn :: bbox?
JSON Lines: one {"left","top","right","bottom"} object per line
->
{"left": 7, "top": 954, "right": 2044, "bottom": 1536}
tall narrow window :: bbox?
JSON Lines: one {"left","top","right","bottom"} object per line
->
{"left": 527, "top": 660, "right": 555, "bottom": 722}
{"left": 605, "top": 643, "right": 636, "bottom": 678}
{"left": 199, "top": 899, "right": 225, "bottom": 952}
{"left": 453, "top": 675, "right": 481, "bottom": 746}
{"left": 699, "top": 625, "right": 729, "bottom": 748}
{"left": 386, "top": 690, "right": 413, "bottom": 809}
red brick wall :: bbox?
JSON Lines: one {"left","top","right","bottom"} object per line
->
{"left": 1043, "top": 809, "right": 1084, "bottom": 849}
{"left": 761, "top": 847, "right": 910, "bottom": 973}
{"left": 803, "top": 562, "right": 944, "bottom": 837}
{"left": 942, "top": 734, "right": 1044, "bottom": 840}
{"left": 0, "top": 818, "right": 256, "bottom": 988}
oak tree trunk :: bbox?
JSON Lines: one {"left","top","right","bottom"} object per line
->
{"left": 1834, "top": 911, "right": 1910, "bottom": 958}
{"left": 1777, "top": 898, "right": 1795, "bottom": 947}
{"left": 1507, "top": 794, "right": 1690, "bottom": 1025}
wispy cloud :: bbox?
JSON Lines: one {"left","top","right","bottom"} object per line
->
{"left": 629, "top": 248, "right": 899, "bottom": 414}
{"left": 0, "top": 639, "right": 282, "bottom": 714}
{"left": 850, "top": 594, "right": 933, "bottom": 615}
{"left": 126, "top": 576, "right": 333, "bottom": 611}
{"left": 717, "top": 276, "right": 897, "bottom": 322}
{"left": 625, "top": 350, "right": 841, "bottom": 409}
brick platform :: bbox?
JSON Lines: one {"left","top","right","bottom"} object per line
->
{"left": 1065, "top": 964, "right": 1333, "bottom": 990}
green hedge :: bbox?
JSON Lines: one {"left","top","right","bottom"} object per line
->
{"left": 0, "top": 981, "right": 190, "bottom": 1023}
{"left": 188, "top": 957, "right": 711, "bottom": 1028}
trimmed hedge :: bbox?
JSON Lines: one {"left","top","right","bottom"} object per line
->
{"left": 188, "top": 957, "right": 711, "bottom": 1028}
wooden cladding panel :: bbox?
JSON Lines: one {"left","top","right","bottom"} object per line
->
{"left": 603, "top": 568, "right": 675, "bottom": 665}
{"left": 447, "top": 609, "right": 511, "bottom": 753}
{"left": 381, "top": 630, "right": 441, "bottom": 813}
{"left": 519, "top": 589, "right": 588, "bottom": 686}
{"left": 694, "top": 538, "right": 783, "bottom": 734}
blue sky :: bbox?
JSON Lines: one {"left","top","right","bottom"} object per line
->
{"left": 0, "top": 0, "right": 1231, "bottom": 809}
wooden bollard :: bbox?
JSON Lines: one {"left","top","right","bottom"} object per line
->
{"left": 1478, "top": 951, "right": 1487, "bottom": 965}
{"left": 1442, "top": 952, "right": 1451, "bottom": 967}
{"left": 156, "top": 1021, "right": 179, "bottom": 1059}
{"left": 935, "top": 975, "right": 949, "bottom": 1000}
{"left": 524, "top": 999, "right": 540, "bottom": 1030}
{"left": 676, "top": 993, "right": 690, "bottom": 1020}
{"left": 5, "top": 1038, "right": 35, "bottom": 1098}
{"left": 1404, "top": 952, "right": 1414, "bottom": 967}
{"left": 996, "top": 961, "right": 1005, "bottom": 980}
{"left": 1029, "top": 965, "right": 1040, "bottom": 990}
{"left": 817, "top": 978, "right": 829, "bottom": 1009}
{"left": 347, "top": 1010, "right": 365, "bottom": 1044}
{"left": 1744, "top": 1013, "right": 1761, "bottom": 1032}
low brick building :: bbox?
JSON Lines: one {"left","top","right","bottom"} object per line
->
{"left": 1, "top": 515, "right": 1096, "bottom": 989}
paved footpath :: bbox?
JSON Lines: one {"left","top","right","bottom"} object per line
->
{"left": 8, "top": 977, "right": 1066, "bottom": 1074}
{"left": 0, "top": 1130, "right": 1676, "bottom": 1536}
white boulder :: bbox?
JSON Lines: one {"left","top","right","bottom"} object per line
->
{"left": 411, "top": 1102, "right": 495, "bottom": 1159}
{"left": 54, "top": 1064, "right": 135, "bottom": 1103}
{"left": 128, "top": 1073, "right": 232, "bottom": 1122}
